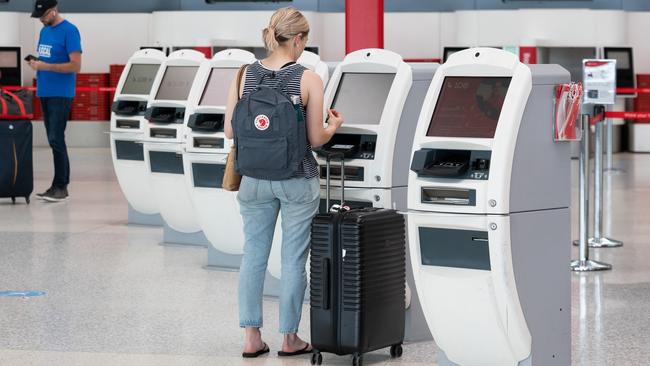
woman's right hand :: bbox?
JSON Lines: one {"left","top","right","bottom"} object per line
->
{"left": 327, "top": 109, "right": 344, "bottom": 130}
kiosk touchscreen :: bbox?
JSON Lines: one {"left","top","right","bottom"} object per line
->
{"left": 408, "top": 48, "right": 571, "bottom": 366}
{"left": 109, "top": 49, "right": 166, "bottom": 222}
{"left": 182, "top": 49, "right": 256, "bottom": 268}
{"left": 143, "top": 49, "right": 205, "bottom": 235}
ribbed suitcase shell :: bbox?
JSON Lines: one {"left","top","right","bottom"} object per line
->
{"left": 310, "top": 208, "right": 406, "bottom": 356}
{"left": 0, "top": 120, "right": 33, "bottom": 203}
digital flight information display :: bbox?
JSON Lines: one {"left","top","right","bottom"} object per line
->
{"left": 427, "top": 77, "right": 511, "bottom": 138}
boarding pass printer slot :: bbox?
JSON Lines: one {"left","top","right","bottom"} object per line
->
{"left": 116, "top": 119, "right": 140, "bottom": 129}
{"left": 421, "top": 187, "right": 476, "bottom": 206}
{"left": 150, "top": 128, "right": 177, "bottom": 139}
{"left": 194, "top": 137, "right": 224, "bottom": 149}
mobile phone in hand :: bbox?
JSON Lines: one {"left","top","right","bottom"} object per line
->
{"left": 24, "top": 54, "right": 40, "bottom": 62}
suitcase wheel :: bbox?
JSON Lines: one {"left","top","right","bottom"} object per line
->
{"left": 352, "top": 353, "right": 363, "bottom": 366}
{"left": 390, "top": 344, "right": 403, "bottom": 358}
{"left": 11, "top": 197, "right": 16, "bottom": 204}
{"left": 25, "top": 196, "right": 30, "bottom": 204}
{"left": 310, "top": 351, "right": 323, "bottom": 365}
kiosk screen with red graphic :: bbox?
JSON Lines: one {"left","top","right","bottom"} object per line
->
{"left": 200, "top": 68, "right": 238, "bottom": 106}
{"left": 427, "top": 76, "right": 511, "bottom": 138}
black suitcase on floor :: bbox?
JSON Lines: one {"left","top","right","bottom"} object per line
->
{"left": 0, "top": 89, "right": 34, "bottom": 204}
{"left": 309, "top": 152, "right": 406, "bottom": 366}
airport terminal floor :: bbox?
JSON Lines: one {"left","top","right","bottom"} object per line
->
{"left": 0, "top": 147, "right": 647, "bottom": 366}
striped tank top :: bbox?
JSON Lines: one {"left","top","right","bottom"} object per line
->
{"left": 242, "top": 61, "right": 319, "bottom": 180}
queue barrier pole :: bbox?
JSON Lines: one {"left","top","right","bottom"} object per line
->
{"left": 571, "top": 114, "right": 612, "bottom": 272}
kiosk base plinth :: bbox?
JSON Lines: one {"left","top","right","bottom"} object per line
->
{"left": 571, "top": 259, "right": 612, "bottom": 272}
{"left": 204, "top": 245, "right": 242, "bottom": 272}
{"left": 127, "top": 205, "right": 164, "bottom": 226}
{"left": 161, "top": 224, "right": 210, "bottom": 247}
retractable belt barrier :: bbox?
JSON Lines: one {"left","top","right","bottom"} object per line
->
{"left": 0, "top": 86, "right": 116, "bottom": 93}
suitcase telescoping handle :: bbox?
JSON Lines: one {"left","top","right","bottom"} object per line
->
{"left": 324, "top": 151, "right": 345, "bottom": 211}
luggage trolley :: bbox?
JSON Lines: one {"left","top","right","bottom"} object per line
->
{"left": 408, "top": 48, "right": 571, "bottom": 366}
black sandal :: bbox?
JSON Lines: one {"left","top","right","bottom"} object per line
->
{"left": 242, "top": 342, "right": 270, "bottom": 358}
{"left": 278, "top": 343, "right": 312, "bottom": 357}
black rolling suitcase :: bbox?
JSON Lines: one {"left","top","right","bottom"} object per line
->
{"left": 0, "top": 89, "right": 34, "bottom": 204}
{"left": 310, "top": 152, "right": 406, "bottom": 366}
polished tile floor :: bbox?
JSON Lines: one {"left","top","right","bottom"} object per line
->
{"left": 0, "top": 148, "right": 648, "bottom": 366}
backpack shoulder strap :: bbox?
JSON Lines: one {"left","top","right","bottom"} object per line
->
{"left": 276, "top": 65, "right": 305, "bottom": 93}
{"left": 236, "top": 64, "right": 248, "bottom": 101}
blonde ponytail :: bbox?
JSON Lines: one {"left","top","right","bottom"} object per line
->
{"left": 263, "top": 26, "right": 280, "bottom": 52}
{"left": 262, "top": 7, "right": 310, "bottom": 52}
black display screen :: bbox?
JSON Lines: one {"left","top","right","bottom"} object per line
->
{"left": 427, "top": 77, "right": 511, "bottom": 138}
{"left": 604, "top": 47, "right": 635, "bottom": 93}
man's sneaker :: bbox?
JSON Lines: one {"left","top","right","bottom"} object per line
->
{"left": 36, "top": 186, "right": 55, "bottom": 200}
{"left": 42, "top": 187, "right": 69, "bottom": 202}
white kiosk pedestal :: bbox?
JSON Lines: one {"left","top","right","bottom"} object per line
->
{"left": 110, "top": 49, "right": 166, "bottom": 226}
{"left": 142, "top": 49, "right": 207, "bottom": 245}
{"left": 180, "top": 49, "right": 256, "bottom": 269}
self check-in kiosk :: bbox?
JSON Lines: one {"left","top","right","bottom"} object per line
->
{"left": 182, "top": 49, "right": 256, "bottom": 269}
{"left": 408, "top": 48, "right": 571, "bottom": 366}
{"left": 143, "top": 49, "right": 206, "bottom": 240}
{"left": 110, "top": 49, "right": 166, "bottom": 225}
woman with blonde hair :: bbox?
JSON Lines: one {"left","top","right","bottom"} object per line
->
{"left": 224, "top": 6, "right": 344, "bottom": 358}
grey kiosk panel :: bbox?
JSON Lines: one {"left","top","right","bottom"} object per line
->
{"left": 510, "top": 64, "right": 572, "bottom": 214}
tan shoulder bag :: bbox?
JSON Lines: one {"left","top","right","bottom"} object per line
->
{"left": 221, "top": 64, "right": 248, "bottom": 191}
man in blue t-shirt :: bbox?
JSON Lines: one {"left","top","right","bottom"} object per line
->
{"left": 28, "top": 0, "right": 82, "bottom": 202}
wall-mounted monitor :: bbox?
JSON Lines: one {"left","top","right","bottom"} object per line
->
{"left": 121, "top": 64, "right": 161, "bottom": 95}
{"left": 155, "top": 66, "right": 199, "bottom": 101}
{"left": 427, "top": 76, "right": 512, "bottom": 139}
{"left": 604, "top": 47, "right": 635, "bottom": 95}
{"left": 199, "top": 67, "right": 238, "bottom": 106}
{"left": 0, "top": 47, "right": 21, "bottom": 86}
{"left": 330, "top": 73, "right": 396, "bottom": 125}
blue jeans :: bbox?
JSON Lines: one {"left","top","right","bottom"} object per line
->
{"left": 41, "top": 97, "right": 73, "bottom": 189}
{"left": 237, "top": 176, "right": 320, "bottom": 333}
